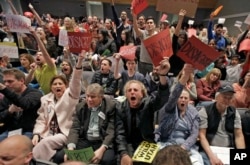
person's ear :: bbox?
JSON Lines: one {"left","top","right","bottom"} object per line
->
{"left": 24, "top": 152, "right": 33, "bottom": 163}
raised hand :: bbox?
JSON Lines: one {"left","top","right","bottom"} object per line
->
{"left": 157, "top": 58, "right": 171, "bottom": 76}
{"left": 179, "top": 9, "right": 187, "bottom": 17}
{"left": 28, "top": 3, "right": 33, "bottom": 9}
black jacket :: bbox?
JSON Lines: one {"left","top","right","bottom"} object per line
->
{"left": 115, "top": 84, "right": 169, "bottom": 156}
{"left": 205, "top": 103, "right": 236, "bottom": 147}
{"left": 91, "top": 70, "right": 118, "bottom": 96}
{"left": 67, "top": 96, "right": 117, "bottom": 148}
{"left": 0, "top": 86, "right": 43, "bottom": 133}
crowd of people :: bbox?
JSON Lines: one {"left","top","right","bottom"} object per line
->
{"left": 0, "top": 0, "right": 250, "bottom": 165}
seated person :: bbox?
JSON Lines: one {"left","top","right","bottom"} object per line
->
{"left": 31, "top": 51, "right": 84, "bottom": 161}
{"left": 116, "top": 59, "right": 170, "bottom": 165}
{"left": 114, "top": 53, "right": 144, "bottom": 96}
{"left": 0, "top": 135, "right": 56, "bottom": 165}
{"left": 170, "top": 69, "right": 197, "bottom": 104}
{"left": 65, "top": 83, "right": 117, "bottom": 165}
{"left": 94, "top": 29, "right": 117, "bottom": 57}
{"left": 196, "top": 68, "right": 221, "bottom": 105}
{"left": 199, "top": 85, "right": 245, "bottom": 165}
{"left": 16, "top": 53, "right": 39, "bottom": 89}
{"left": 91, "top": 58, "right": 118, "bottom": 97}
{"left": 0, "top": 69, "right": 42, "bottom": 141}
{"left": 156, "top": 64, "right": 203, "bottom": 165}
{"left": 225, "top": 54, "right": 249, "bottom": 84}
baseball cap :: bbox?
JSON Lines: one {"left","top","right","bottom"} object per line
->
{"left": 218, "top": 85, "right": 235, "bottom": 93}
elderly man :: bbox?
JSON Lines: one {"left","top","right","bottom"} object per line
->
{"left": 199, "top": 84, "right": 245, "bottom": 165}
{"left": 65, "top": 83, "right": 117, "bottom": 165}
{"left": 0, "top": 69, "right": 42, "bottom": 141}
{"left": 0, "top": 135, "right": 56, "bottom": 165}
{"left": 116, "top": 59, "right": 170, "bottom": 165}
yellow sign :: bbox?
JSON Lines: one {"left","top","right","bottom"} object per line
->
{"left": 132, "top": 141, "right": 159, "bottom": 163}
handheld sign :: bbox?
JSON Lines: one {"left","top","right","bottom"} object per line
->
{"left": 119, "top": 45, "right": 137, "bottom": 60}
{"left": 132, "top": 141, "right": 159, "bottom": 163}
{"left": 218, "top": 18, "right": 226, "bottom": 24}
{"left": 0, "top": 42, "right": 19, "bottom": 59}
{"left": 177, "top": 36, "right": 220, "bottom": 70}
{"left": 143, "top": 29, "right": 173, "bottom": 66}
{"left": 67, "top": 32, "right": 92, "bottom": 53}
{"left": 58, "top": 29, "right": 69, "bottom": 46}
{"left": 234, "top": 21, "right": 243, "bottom": 28}
{"left": 213, "top": 5, "right": 223, "bottom": 16}
{"left": 64, "top": 147, "right": 94, "bottom": 163}
{"left": 131, "top": 0, "right": 148, "bottom": 15}
{"left": 5, "top": 14, "right": 31, "bottom": 33}
{"left": 156, "top": 0, "right": 199, "bottom": 18}
{"left": 160, "top": 14, "right": 168, "bottom": 22}
{"left": 244, "top": 14, "right": 250, "bottom": 25}
{"left": 188, "top": 20, "right": 194, "bottom": 25}
{"left": 187, "top": 28, "right": 197, "bottom": 38}
{"left": 239, "top": 39, "right": 250, "bottom": 52}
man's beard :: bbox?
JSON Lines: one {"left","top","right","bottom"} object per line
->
{"left": 152, "top": 74, "right": 159, "bottom": 82}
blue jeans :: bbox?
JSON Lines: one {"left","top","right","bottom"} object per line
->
{"left": 0, "top": 130, "right": 33, "bottom": 141}
{"left": 200, "top": 151, "right": 211, "bottom": 165}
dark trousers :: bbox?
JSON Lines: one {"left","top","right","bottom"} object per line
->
{"left": 55, "top": 139, "right": 116, "bottom": 165}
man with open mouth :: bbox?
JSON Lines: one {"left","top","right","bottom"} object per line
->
{"left": 116, "top": 58, "right": 171, "bottom": 165}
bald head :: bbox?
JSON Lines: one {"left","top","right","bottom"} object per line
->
{"left": 0, "top": 135, "right": 33, "bottom": 165}
{"left": 0, "top": 135, "right": 33, "bottom": 152}
{"left": 60, "top": 161, "right": 86, "bottom": 165}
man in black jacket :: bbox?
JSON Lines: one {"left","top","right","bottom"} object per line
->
{"left": 91, "top": 58, "right": 118, "bottom": 97}
{"left": 0, "top": 69, "right": 43, "bottom": 141}
{"left": 116, "top": 58, "right": 170, "bottom": 165}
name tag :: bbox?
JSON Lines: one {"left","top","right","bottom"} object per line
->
{"left": 98, "top": 111, "right": 105, "bottom": 120}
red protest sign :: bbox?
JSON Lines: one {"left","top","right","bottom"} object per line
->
{"left": 239, "top": 39, "right": 250, "bottom": 52}
{"left": 177, "top": 36, "right": 220, "bottom": 70}
{"left": 143, "top": 29, "right": 173, "bottom": 66}
{"left": 160, "top": 14, "right": 168, "bottom": 22}
{"left": 67, "top": 32, "right": 92, "bottom": 53}
{"left": 132, "top": 0, "right": 148, "bottom": 15}
{"left": 119, "top": 45, "right": 137, "bottom": 60}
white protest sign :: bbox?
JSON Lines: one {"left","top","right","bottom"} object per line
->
{"left": 0, "top": 43, "right": 19, "bottom": 58}
{"left": 188, "top": 20, "right": 194, "bottom": 25}
{"left": 5, "top": 14, "right": 31, "bottom": 33}
{"left": 210, "top": 146, "right": 231, "bottom": 165}
{"left": 218, "top": 18, "right": 226, "bottom": 24}
{"left": 234, "top": 21, "right": 243, "bottom": 27}
{"left": 58, "top": 29, "right": 69, "bottom": 46}
{"left": 244, "top": 14, "right": 250, "bottom": 25}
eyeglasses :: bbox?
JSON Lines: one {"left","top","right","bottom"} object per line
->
{"left": 147, "top": 22, "right": 154, "bottom": 24}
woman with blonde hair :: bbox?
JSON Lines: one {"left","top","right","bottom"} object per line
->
{"left": 198, "top": 28, "right": 208, "bottom": 44}
{"left": 196, "top": 68, "right": 221, "bottom": 103}
{"left": 60, "top": 17, "right": 74, "bottom": 32}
